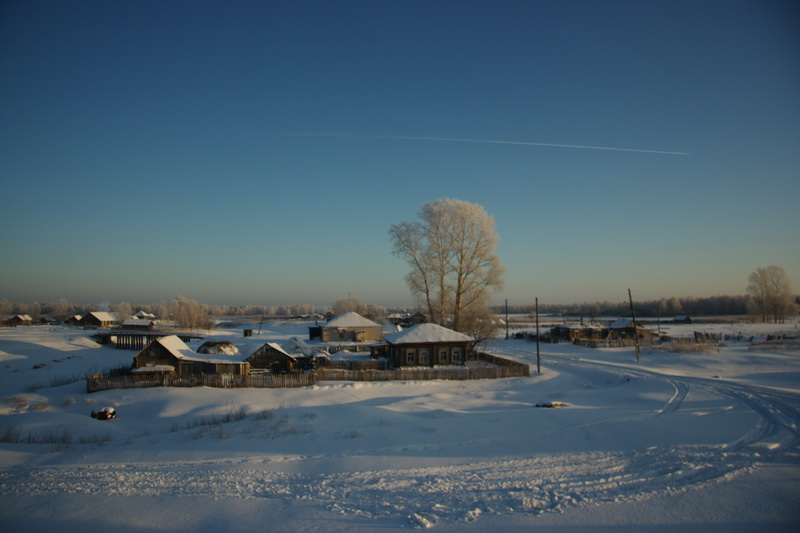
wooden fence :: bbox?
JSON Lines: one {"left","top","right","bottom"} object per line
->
{"left": 573, "top": 338, "right": 660, "bottom": 348}
{"left": 86, "top": 372, "right": 315, "bottom": 393}
{"left": 316, "top": 352, "right": 530, "bottom": 382}
{"left": 86, "top": 352, "right": 530, "bottom": 393}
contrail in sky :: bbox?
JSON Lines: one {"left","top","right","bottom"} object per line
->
{"left": 253, "top": 131, "right": 690, "bottom": 155}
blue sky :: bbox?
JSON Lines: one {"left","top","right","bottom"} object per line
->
{"left": 1, "top": 0, "right": 798, "bottom": 308}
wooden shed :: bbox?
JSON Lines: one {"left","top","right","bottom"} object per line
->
{"left": 133, "top": 335, "right": 249, "bottom": 376}
{"left": 380, "top": 323, "right": 474, "bottom": 368}
{"left": 308, "top": 311, "right": 382, "bottom": 343}
{"left": 609, "top": 318, "right": 657, "bottom": 341}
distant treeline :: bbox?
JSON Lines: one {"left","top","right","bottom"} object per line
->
{"left": 494, "top": 295, "right": 760, "bottom": 318}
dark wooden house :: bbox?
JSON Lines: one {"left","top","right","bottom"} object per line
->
{"left": 79, "top": 311, "right": 118, "bottom": 328}
{"left": 380, "top": 323, "right": 474, "bottom": 368}
{"left": 246, "top": 342, "right": 300, "bottom": 373}
{"left": 4, "top": 314, "right": 33, "bottom": 327}
{"left": 133, "top": 335, "right": 249, "bottom": 376}
{"left": 387, "top": 311, "right": 427, "bottom": 327}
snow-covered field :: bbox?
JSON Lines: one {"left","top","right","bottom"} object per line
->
{"left": 1, "top": 320, "right": 798, "bottom": 532}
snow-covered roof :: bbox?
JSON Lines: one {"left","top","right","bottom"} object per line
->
{"left": 610, "top": 318, "right": 646, "bottom": 329}
{"left": 150, "top": 335, "right": 241, "bottom": 364}
{"left": 383, "top": 323, "right": 473, "bottom": 344}
{"left": 156, "top": 335, "right": 197, "bottom": 359}
{"left": 325, "top": 311, "right": 380, "bottom": 328}
{"left": 6, "top": 314, "right": 33, "bottom": 321}
{"left": 263, "top": 342, "right": 293, "bottom": 358}
{"left": 123, "top": 318, "right": 154, "bottom": 327}
{"left": 85, "top": 311, "right": 118, "bottom": 322}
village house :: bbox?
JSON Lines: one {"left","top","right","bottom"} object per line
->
{"left": 79, "top": 311, "right": 119, "bottom": 328}
{"left": 379, "top": 323, "right": 475, "bottom": 368}
{"left": 121, "top": 317, "right": 177, "bottom": 331}
{"left": 386, "top": 311, "right": 427, "bottom": 327}
{"left": 308, "top": 311, "right": 383, "bottom": 343}
{"left": 246, "top": 342, "right": 302, "bottom": 373}
{"left": 3, "top": 314, "right": 33, "bottom": 327}
{"left": 133, "top": 335, "right": 249, "bottom": 376}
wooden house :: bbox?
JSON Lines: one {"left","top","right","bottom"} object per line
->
{"left": 122, "top": 318, "right": 176, "bottom": 331}
{"left": 79, "top": 311, "right": 118, "bottom": 328}
{"left": 246, "top": 342, "right": 301, "bottom": 373}
{"left": 67, "top": 315, "right": 82, "bottom": 326}
{"left": 387, "top": 311, "right": 427, "bottom": 327}
{"left": 133, "top": 335, "right": 249, "bottom": 376}
{"left": 308, "top": 311, "right": 382, "bottom": 343}
{"left": 380, "top": 323, "right": 474, "bottom": 368}
{"left": 4, "top": 314, "right": 33, "bottom": 327}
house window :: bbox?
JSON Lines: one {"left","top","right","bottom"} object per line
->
{"left": 452, "top": 347, "right": 462, "bottom": 363}
{"left": 419, "top": 349, "right": 429, "bottom": 365}
{"left": 438, "top": 348, "right": 448, "bottom": 364}
{"left": 405, "top": 349, "right": 415, "bottom": 365}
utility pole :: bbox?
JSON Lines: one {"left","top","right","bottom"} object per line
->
{"left": 628, "top": 288, "right": 640, "bottom": 362}
{"left": 505, "top": 299, "right": 509, "bottom": 340}
{"left": 535, "top": 297, "right": 541, "bottom": 374}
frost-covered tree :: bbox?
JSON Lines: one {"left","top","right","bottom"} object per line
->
{"left": 53, "top": 298, "right": 71, "bottom": 321}
{"left": 389, "top": 198, "right": 505, "bottom": 333}
{"left": 169, "top": 296, "right": 211, "bottom": 329}
{"left": 330, "top": 297, "right": 367, "bottom": 316}
{"left": 746, "top": 265, "right": 796, "bottom": 323}
{"left": 109, "top": 301, "right": 133, "bottom": 322}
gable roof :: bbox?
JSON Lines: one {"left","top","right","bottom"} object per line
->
{"left": 155, "top": 335, "right": 197, "bottom": 359}
{"left": 6, "top": 314, "right": 33, "bottom": 321}
{"left": 155, "top": 335, "right": 248, "bottom": 364}
{"left": 325, "top": 311, "right": 380, "bottom": 328}
{"left": 383, "top": 323, "right": 473, "bottom": 344}
{"left": 84, "top": 311, "right": 118, "bottom": 322}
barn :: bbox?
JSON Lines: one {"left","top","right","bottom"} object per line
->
{"left": 380, "top": 323, "right": 474, "bottom": 368}
{"left": 133, "top": 335, "right": 250, "bottom": 376}
{"left": 308, "top": 311, "right": 382, "bottom": 343}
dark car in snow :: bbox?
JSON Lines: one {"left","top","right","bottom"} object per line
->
{"left": 91, "top": 407, "right": 116, "bottom": 420}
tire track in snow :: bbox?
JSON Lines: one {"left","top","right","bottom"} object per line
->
{"left": 0, "top": 446, "right": 757, "bottom": 526}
